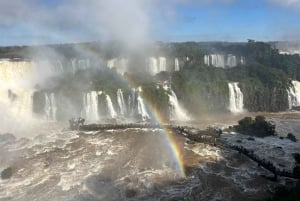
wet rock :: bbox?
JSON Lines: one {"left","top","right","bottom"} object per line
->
{"left": 125, "top": 188, "right": 137, "bottom": 198}
{"left": 287, "top": 133, "right": 297, "bottom": 142}
{"left": 1, "top": 167, "right": 13, "bottom": 180}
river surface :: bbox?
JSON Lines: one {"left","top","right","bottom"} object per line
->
{"left": 0, "top": 112, "right": 300, "bottom": 201}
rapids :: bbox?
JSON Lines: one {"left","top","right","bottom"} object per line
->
{"left": 2, "top": 112, "right": 300, "bottom": 201}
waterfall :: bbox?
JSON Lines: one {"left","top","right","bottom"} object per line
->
{"left": 44, "top": 93, "right": 51, "bottom": 120}
{"left": 106, "top": 95, "right": 117, "bottom": 118}
{"left": 158, "top": 57, "right": 167, "bottom": 72}
{"left": 204, "top": 55, "right": 210, "bottom": 65}
{"left": 117, "top": 89, "right": 127, "bottom": 115}
{"left": 0, "top": 60, "right": 34, "bottom": 120}
{"left": 174, "top": 58, "right": 180, "bottom": 71}
{"left": 204, "top": 54, "right": 241, "bottom": 68}
{"left": 226, "top": 54, "right": 237, "bottom": 67}
{"left": 228, "top": 82, "right": 244, "bottom": 113}
{"left": 211, "top": 54, "right": 225, "bottom": 68}
{"left": 83, "top": 91, "right": 101, "bottom": 121}
{"left": 50, "top": 93, "right": 57, "bottom": 121}
{"left": 288, "top": 80, "right": 300, "bottom": 109}
{"left": 44, "top": 93, "right": 57, "bottom": 120}
{"left": 148, "top": 57, "right": 166, "bottom": 75}
{"left": 137, "top": 95, "right": 150, "bottom": 121}
{"left": 163, "top": 85, "right": 190, "bottom": 121}
{"left": 107, "top": 58, "right": 128, "bottom": 75}
{"left": 128, "top": 88, "right": 136, "bottom": 115}
{"left": 148, "top": 57, "right": 158, "bottom": 75}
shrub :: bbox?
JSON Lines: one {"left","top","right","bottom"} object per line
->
{"left": 236, "top": 115, "right": 275, "bottom": 137}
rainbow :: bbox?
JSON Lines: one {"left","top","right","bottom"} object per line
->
{"left": 75, "top": 45, "right": 186, "bottom": 177}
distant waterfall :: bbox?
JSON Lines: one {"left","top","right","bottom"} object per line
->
{"left": 174, "top": 58, "right": 180, "bottom": 71}
{"left": 44, "top": 93, "right": 57, "bottom": 120}
{"left": 148, "top": 57, "right": 167, "bottom": 75}
{"left": 204, "top": 54, "right": 243, "bottom": 68}
{"left": 211, "top": 54, "right": 225, "bottom": 68}
{"left": 288, "top": 80, "right": 300, "bottom": 109}
{"left": 163, "top": 86, "right": 190, "bottom": 121}
{"left": 106, "top": 95, "right": 117, "bottom": 118}
{"left": 83, "top": 91, "right": 101, "bottom": 121}
{"left": 228, "top": 82, "right": 244, "bottom": 113}
{"left": 117, "top": 89, "right": 127, "bottom": 115}
{"left": 127, "top": 88, "right": 136, "bottom": 116}
{"left": 226, "top": 54, "right": 237, "bottom": 67}
{"left": 137, "top": 95, "right": 150, "bottom": 121}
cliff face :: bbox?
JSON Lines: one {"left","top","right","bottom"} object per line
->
{"left": 1, "top": 41, "right": 300, "bottom": 120}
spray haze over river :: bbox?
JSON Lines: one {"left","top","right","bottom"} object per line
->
{"left": 1, "top": 1, "right": 300, "bottom": 200}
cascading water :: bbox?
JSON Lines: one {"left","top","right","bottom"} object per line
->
{"left": 0, "top": 60, "right": 34, "bottom": 121}
{"left": 288, "top": 80, "right": 300, "bottom": 109}
{"left": 106, "top": 94, "right": 117, "bottom": 119}
{"left": 117, "top": 89, "right": 127, "bottom": 115}
{"left": 163, "top": 85, "right": 190, "bottom": 121}
{"left": 148, "top": 57, "right": 158, "bottom": 75}
{"left": 158, "top": 57, "right": 167, "bottom": 72}
{"left": 44, "top": 93, "right": 57, "bottom": 121}
{"left": 174, "top": 58, "right": 180, "bottom": 71}
{"left": 148, "top": 57, "right": 167, "bottom": 75}
{"left": 137, "top": 95, "right": 150, "bottom": 121}
{"left": 83, "top": 91, "right": 101, "bottom": 121}
{"left": 226, "top": 54, "right": 237, "bottom": 67}
{"left": 228, "top": 82, "right": 244, "bottom": 113}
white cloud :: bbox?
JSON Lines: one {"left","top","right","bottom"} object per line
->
{"left": 268, "top": 0, "right": 300, "bottom": 10}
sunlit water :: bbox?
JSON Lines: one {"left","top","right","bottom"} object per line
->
{"left": 1, "top": 112, "right": 300, "bottom": 201}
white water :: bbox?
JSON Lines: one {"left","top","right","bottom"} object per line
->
{"left": 227, "top": 54, "right": 237, "bottom": 67}
{"left": 228, "top": 82, "right": 244, "bottom": 113}
{"left": 117, "top": 89, "right": 127, "bottom": 115}
{"left": 174, "top": 58, "right": 180, "bottom": 71}
{"left": 105, "top": 95, "right": 117, "bottom": 118}
{"left": 204, "top": 54, "right": 242, "bottom": 68}
{"left": 107, "top": 58, "right": 128, "bottom": 74}
{"left": 148, "top": 57, "right": 167, "bottom": 75}
{"left": 0, "top": 60, "right": 35, "bottom": 119}
{"left": 137, "top": 95, "right": 150, "bottom": 121}
{"left": 44, "top": 93, "right": 57, "bottom": 121}
{"left": 287, "top": 80, "right": 300, "bottom": 109}
{"left": 83, "top": 91, "right": 101, "bottom": 121}
{"left": 163, "top": 85, "right": 190, "bottom": 121}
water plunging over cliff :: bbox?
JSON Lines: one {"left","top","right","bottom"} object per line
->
{"left": 148, "top": 57, "right": 167, "bottom": 75}
{"left": 83, "top": 91, "right": 101, "bottom": 121}
{"left": 288, "top": 80, "right": 300, "bottom": 109}
{"left": 163, "top": 85, "right": 190, "bottom": 121}
{"left": 137, "top": 95, "right": 150, "bottom": 121}
{"left": 228, "top": 82, "right": 244, "bottom": 113}
{"left": 106, "top": 94, "right": 117, "bottom": 119}
{"left": 0, "top": 60, "right": 35, "bottom": 120}
{"left": 174, "top": 58, "right": 180, "bottom": 71}
{"left": 117, "top": 89, "right": 127, "bottom": 115}
{"left": 44, "top": 93, "right": 57, "bottom": 121}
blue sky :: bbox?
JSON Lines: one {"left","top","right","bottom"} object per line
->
{"left": 1, "top": 0, "right": 300, "bottom": 46}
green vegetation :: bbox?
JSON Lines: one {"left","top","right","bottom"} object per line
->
{"left": 3, "top": 40, "right": 300, "bottom": 117}
{"left": 236, "top": 115, "right": 276, "bottom": 137}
